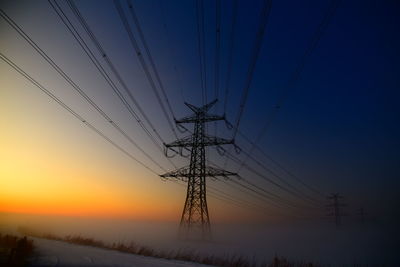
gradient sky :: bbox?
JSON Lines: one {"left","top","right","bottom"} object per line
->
{"left": 1, "top": 0, "right": 399, "bottom": 223}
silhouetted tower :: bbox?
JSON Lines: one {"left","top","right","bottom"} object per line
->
{"left": 327, "top": 193, "right": 346, "bottom": 227}
{"left": 160, "top": 100, "right": 237, "bottom": 239}
{"left": 357, "top": 207, "right": 366, "bottom": 225}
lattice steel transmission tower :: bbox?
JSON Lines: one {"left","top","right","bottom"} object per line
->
{"left": 357, "top": 207, "right": 366, "bottom": 225}
{"left": 160, "top": 100, "right": 237, "bottom": 239}
{"left": 327, "top": 193, "right": 346, "bottom": 227}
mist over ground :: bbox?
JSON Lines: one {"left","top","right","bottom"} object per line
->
{"left": 0, "top": 212, "right": 397, "bottom": 265}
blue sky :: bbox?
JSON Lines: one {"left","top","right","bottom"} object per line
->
{"left": 1, "top": 0, "right": 399, "bottom": 222}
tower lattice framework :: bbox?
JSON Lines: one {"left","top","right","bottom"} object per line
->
{"left": 160, "top": 100, "right": 236, "bottom": 239}
{"left": 327, "top": 193, "right": 346, "bottom": 227}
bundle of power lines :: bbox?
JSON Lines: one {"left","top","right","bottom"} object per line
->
{"left": 0, "top": 0, "right": 340, "bottom": 219}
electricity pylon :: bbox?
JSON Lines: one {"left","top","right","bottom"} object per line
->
{"left": 326, "top": 193, "right": 346, "bottom": 227}
{"left": 357, "top": 207, "right": 366, "bottom": 225}
{"left": 160, "top": 100, "right": 237, "bottom": 239}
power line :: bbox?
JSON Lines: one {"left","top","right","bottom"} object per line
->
{"left": 160, "top": 103, "right": 321, "bottom": 215}
{"left": 183, "top": 136, "right": 321, "bottom": 213}
{"left": 48, "top": 0, "right": 173, "bottom": 170}
{"left": 170, "top": 121, "right": 322, "bottom": 211}
{"left": 2, "top": 54, "right": 252, "bottom": 216}
{"left": 172, "top": 156, "right": 316, "bottom": 221}
{"left": 195, "top": 0, "right": 211, "bottom": 165}
{"left": 126, "top": 0, "right": 177, "bottom": 123}
{"left": 217, "top": 146, "right": 322, "bottom": 208}
{"left": 235, "top": 127, "right": 325, "bottom": 197}
{"left": 62, "top": 2, "right": 314, "bottom": 216}
{"left": 214, "top": 0, "right": 221, "bottom": 136}
{"left": 222, "top": 0, "right": 238, "bottom": 116}
{"left": 208, "top": 183, "right": 263, "bottom": 209}
{"left": 177, "top": 119, "right": 322, "bottom": 208}
{"left": 231, "top": 0, "right": 272, "bottom": 140}
{"left": 220, "top": 179, "right": 275, "bottom": 206}
{"left": 222, "top": 0, "right": 272, "bottom": 168}
{"left": 208, "top": 191, "right": 250, "bottom": 210}
{"left": 221, "top": 0, "right": 339, "bottom": 199}
{"left": 3, "top": 1, "right": 336, "bottom": 221}
{"left": 207, "top": 183, "right": 302, "bottom": 218}
{"left": 158, "top": 0, "right": 188, "bottom": 106}
{"left": 64, "top": 0, "right": 168, "bottom": 150}
{"left": 3, "top": 50, "right": 273, "bottom": 219}
{"left": 211, "top": 179, "right": 311, "bottom": 215}
{"left": 64, "top": 0, "right": 176, "bottom": 155}
{"left": 0, "top": 52, "right": 159, "bottom": 176}
{"left": 172, "top": 180, "right": 270, "bottom": 217}
{"left": 0, "top": 8, "right": 167, "bottom": 172}
{"left": 11, "top": 52, "right": 279, "bottom": 219}
{"left": 52, "top": 0, "right": 178, "bottom": 169}
{"left": 231, "top": 178, "right": 298, "bottom": 210}
{"left": 196, "top": 0, "right": 206, "bottom": 105}
{"left": 235, "top": 146, "right": 322, "bottom": 205}
{"left": 236, "top": 0, "right": 341, "bottom": 172}
{"left": 228, "top": 178, "right": 321, "bottom": 218}
{"left": 218, "top": 180, "right": 316, "bottom": 219}
{"left": 208, "top": 160, "right": 319, "bottom": 211}
{"left": 112, "top": 0, "right": 179, "bottom": 139}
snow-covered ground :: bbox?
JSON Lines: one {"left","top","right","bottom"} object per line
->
{"left": 2, "top": 213, "right": 397, "bottom": 266}
{"left": 30, "top": 237, "right": 210, "bottom": 267}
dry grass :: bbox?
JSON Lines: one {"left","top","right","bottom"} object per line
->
{"left": 19, "top": 228, "right": 317, "bottom": 267}
{"left": 0, "top": 233, "right": 34, "bottom": 266}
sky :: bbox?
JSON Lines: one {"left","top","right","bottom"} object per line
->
{"left": 1, "top": 0, "right": 399, "bottom": 225}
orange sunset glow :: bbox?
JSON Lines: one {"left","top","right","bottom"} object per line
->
{"left": 1, "top": 1, "right": 399, "bottom": 265}
{"left": 0, "top": 87, "right": 180, "bottom": 220}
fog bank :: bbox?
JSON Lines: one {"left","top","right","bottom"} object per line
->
{"left": 0, "top": 212, "right": 397, "bottom": 265}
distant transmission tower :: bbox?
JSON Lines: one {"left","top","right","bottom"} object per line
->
{"left": 160, "top": 100, "right": 237, "bottom": 239}
{"left": 357, "top": 207, "right": 366, "bottom": 225}
{"left": 327, "top": 193, "right": 346, "bottom": 227}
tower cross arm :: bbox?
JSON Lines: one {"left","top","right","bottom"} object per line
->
{"left": 175, "top": 113, "right": 225, "bottom": 124}
{"left": 165, "top": 135, "right": 233, "bottom": 148}
{"left": 164, "top": 136, "right": 192, "bottom": 148}
{"left": 160, "top": 166, "right": 237, "bottom": 180}
{"left": 203, "top": 135, "right": 233, "bottom": 146}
